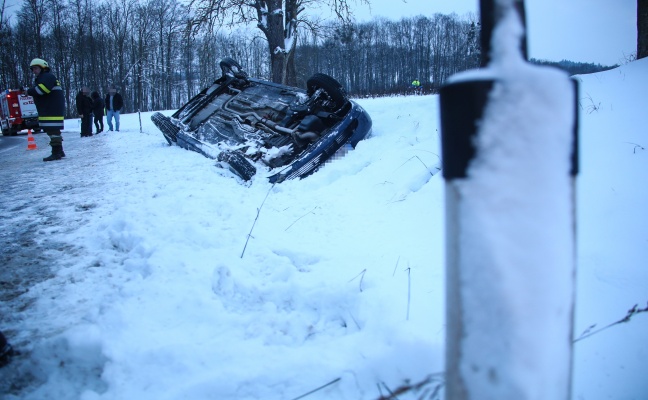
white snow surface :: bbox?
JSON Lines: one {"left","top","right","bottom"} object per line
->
{"left": 1, "top": 58, "right": 647, "bottom": 400}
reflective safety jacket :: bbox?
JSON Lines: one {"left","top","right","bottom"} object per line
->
{"left": 27, "top": 69, "right": 65, "bottom": 131}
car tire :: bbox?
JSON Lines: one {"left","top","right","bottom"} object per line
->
{"left": 219, "top": 58, "right": 248, "bottom": 80}
{"left": 217, "top": 150, "right": 257, "bottom": 181}
{"left": 306, "top": 73, "right": 348, "bottom": 111}
{"left": 151, "top": 112, "right": 179, "bottom": 145}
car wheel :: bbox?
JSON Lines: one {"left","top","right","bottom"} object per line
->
{"left": 306, "top": 73, "right": 348, "bottom": 111}
{"left": 217, "top": 150, "right": 257, "bottom": 181}
{"left": 151, "top": 112, "right": 179, "bottom": 145}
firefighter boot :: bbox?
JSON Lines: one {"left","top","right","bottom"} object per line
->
{"left": 43, "top": 145, "right": 63, "bottom": 161}
{"left": 59, "top": 144, "right": 66, "bottom": 158}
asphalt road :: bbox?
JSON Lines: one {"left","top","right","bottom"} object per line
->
{"left": 0, "top": 131, "right": 58, "bottom": 307}
{"left": 0, "top": 131, "right": 32, "bottom": 155}
{"left": 0, "top": 127, "right": 114, "bottom": 393}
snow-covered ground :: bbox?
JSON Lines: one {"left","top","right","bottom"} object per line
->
{"left": 1, "top": 58, "right": 646, "bottom": 399}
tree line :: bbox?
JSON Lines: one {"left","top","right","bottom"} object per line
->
{"left": 0, "top": 0, "right": 483, "bottom": 117}
{"left": 0, "top": 0, "right": 619, "bottom": 119}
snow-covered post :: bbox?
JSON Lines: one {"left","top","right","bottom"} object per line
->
{"left": 439, "top": 0, "right": 579, "bottom": 399}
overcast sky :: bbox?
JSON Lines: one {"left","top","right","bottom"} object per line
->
{"left": 351, "top": 0, "right": 637, "bottom": 66}
{"left": 2, "top": 0, "right": 637, "bottom": 66}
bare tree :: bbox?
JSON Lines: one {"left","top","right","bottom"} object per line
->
{"left": 18, "top": 0, "right": 47, "bottom": 56}
{"left": 187, "top": 0, "right": 370, "bottom": 85}
{"left": 70, "top": 0, "right": 92, "bottom": 87}
{"left": 103, "top": 0, "right": 137, "bottom": 89}
{"left": 49, "top": 0, "right": 77, "bottom": 115}
{"left": 0, "top": 0, "right": 7, "bottom": 32}
{"left": 3, "top": 0, "right": 483, "bottom": 112}
{"left": 639, "top": 0, "right": 648, "bottom": 59}
{"left": 0, "top": 0, "right": 14, "bottom": 88}
{"left": 150, "top": 0, "right": 187, "bottom": 110}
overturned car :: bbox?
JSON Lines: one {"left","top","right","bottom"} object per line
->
{"left": 151, "top": 58, "right": 372, "bottom": 183}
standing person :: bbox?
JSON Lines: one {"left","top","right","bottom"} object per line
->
{"left": 91, "top": 91, "right": 104, "bottom": 134}
{"left": 76, "top": 87, "right": 93, "bottom": 137}
{"left": 411, "top": 79, "right": 421, "bottom": 94}
{"left": 105, "top": 85, "right": 123, "bottom": 132}
{"left": 26, "top": 58, "right": 66, "bottom": 161}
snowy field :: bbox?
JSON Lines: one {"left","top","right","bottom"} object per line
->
{"left": 0, "top": 58, "right": 647, "bottom": 399}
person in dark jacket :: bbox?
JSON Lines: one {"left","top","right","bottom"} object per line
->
{"left": 76, "top": 87, "right": 93, "bottom": 137}
{"left": 105, "top": 85, "right": 123, "bottom": 131}
{"left": 91, "top": 91, "right": 104, "bottom": 134}
{"left": 26, "top": 58, "right": 66, "bottom": 161}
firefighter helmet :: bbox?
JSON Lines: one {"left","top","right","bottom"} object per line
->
{"left": 30, "top": 58, "right": 49, "bottom": 69}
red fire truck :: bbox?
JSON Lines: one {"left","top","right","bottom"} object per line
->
{"left": 1, "top": 89, "right": 39, "bottom": 136}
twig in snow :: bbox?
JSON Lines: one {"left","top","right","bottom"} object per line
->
{"left": 375, "top": 373, "right": 445, "bottom": 400}
{"left": 289, "top": 377, "right": 341, "bottom": 400}
{"left": 405, "top": 267, "right": 411, "bottom": 321}
{"left": 285, "top": 206, "right": 318, "bottom": 231}
{"left": 582, "top": 93, "right": 600, "bottom": 114}
{"left": 415, "top": 155, "right": 438, "bottom": 176}
{"left": 380, "top": 382, "right": 399, "bottom": 399}
{"left": 578, "top": 324, "right": 597, "bottom": 338}
{"left": 348, "top": 268, "right": 367, "bottom": 292}
{"left": 397, "top": 156, "right": 438, "bottom": 176}
{"left": 347, "top": 310, "right": 361, "bottom": 330}
{"left": 240, "top": 184, "right": 274, "bottom": 258}
{"left": 376, "top": 181, "right": 395, "bottom": 186}
{"left": 392, "top": 256, "right": 401, "bottom": 277}
{"left": 574, "top": 302, "right": 648, "bottom": 343}
{"left": 387, "top": 197, "right": 407, "bottom": 204}
{"left": 625, "top": 142, "right": 645, "bottom": 154}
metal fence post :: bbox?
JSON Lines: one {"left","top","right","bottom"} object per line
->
{"left": 440, "top": 1, "right": 579, "bottom": 398}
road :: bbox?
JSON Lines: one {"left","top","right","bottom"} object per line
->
{"left": 0, "top": 132, "right": 31, "bottom": 155}
{"left": 0, "top": 131, "right": 58, "bottom": 307}
{"left": 0, "top": 128, "right": 110, "bottom": 393}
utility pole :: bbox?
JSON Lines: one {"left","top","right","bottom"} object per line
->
{"left": 440, "top": 0, "right": 579, "bottom": 399}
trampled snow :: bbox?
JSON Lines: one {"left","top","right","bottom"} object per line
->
{"left": 1, "top": 58, "right": 647, "bottom": 399}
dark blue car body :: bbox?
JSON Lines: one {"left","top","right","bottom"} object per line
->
{"left": 152, "top": 59, "right": 372, "bottom": 183}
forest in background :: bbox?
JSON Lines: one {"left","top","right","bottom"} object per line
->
{"left": 0, "top": 0, "right": 614, "bottom": 118}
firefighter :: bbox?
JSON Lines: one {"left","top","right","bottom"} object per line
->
{"left": 411, "top": 79, "right": 421, "bottom": 94}
{"left": 27, "top": 58, "right": 66, "bottom": 161}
